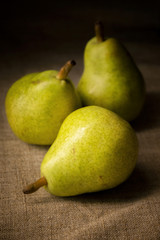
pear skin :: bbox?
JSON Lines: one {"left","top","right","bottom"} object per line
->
{"left": 35, "top": 106, "right": 138, "bottom": 197}
{"left": 5, "top": 61, "right": 81, "bottom": 145}
{"left": 77, "top": 23, "right": 145, "bottom": 121}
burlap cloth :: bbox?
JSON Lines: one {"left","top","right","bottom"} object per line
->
{"left": 0, "top": 30, "right": 160, "bottom": 239}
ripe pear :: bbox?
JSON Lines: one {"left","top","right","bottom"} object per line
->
{"left": 23, "top": 106, "right": 138, "bottom": 197}
{"left": 77, "top": 22, "right": 145, "bottom": 121}
{"left": 5, "top": 60, "right": 81, "bottom": 145}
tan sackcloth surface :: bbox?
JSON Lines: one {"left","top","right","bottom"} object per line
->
{"left": 1, "top": 7, "right": 160, "bottom": 238}
{"left": 1, "top": 43, "right": 160, "bottom": 240}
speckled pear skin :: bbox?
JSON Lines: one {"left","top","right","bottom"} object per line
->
{"left": 77, "top": 37, "right": 145, "bottom": 121}
{"left": 5, "top": 70, "right": 81, "bottom": 145}
{"left": 41, "top": 106, "right": 138, "bottom": 197}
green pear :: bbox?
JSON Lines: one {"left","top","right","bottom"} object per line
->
{"left": 5, "top": 60, "right": 81, "bottom": 145}
{"left": 23, "top": 106, "right": 138, "bottom": 197}
{"left": 77, "top": 22, "right": 145, "bottom": 121}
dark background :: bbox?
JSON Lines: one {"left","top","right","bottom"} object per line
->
{"left": 1, "top": 0, "right": 160, "bottom": 85}
{"left": 1, "top": 1, "right": 160, "bottom": 43}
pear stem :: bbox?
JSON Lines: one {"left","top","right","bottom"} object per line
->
{"left": 95, "top": 21, "right": 104, "bottom": 42}
{"left": 23, "top": 176, "right": 47, "bottom": 194}
{"left": 56, "top": 60, "right": 76, "bottom": 80}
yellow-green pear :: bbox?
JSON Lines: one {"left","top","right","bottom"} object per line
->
{"left": 5, "top": 60, "right": 81, "bottom": 145}
{"left": 77, "top": 22, "right": 145, "bottom": 121}
{"left": 23, "top": 106, "right": 138, "bottom": 197}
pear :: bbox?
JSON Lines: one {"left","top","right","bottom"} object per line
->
{"left": 23, "top": 106, "right": 138, "bottom": 197}
{"left": 5, "top": 60, "right": 81, "bottom": 145}
{"left": 77, "top": 22, "right": 145, "bottom": 121}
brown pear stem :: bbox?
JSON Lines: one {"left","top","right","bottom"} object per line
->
{"left": 23, "top": 176, "right": 47, "bottom": 194}
{"left": 95, "top": 21, "right": 104, "bottom": 42}
{"left": 56, "top": 60, "right": 76, "bottom": 80}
